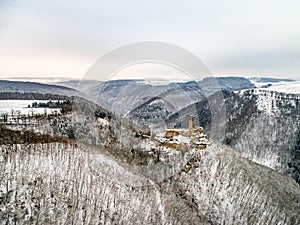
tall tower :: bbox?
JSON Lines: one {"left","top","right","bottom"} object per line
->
{"left": 188, "top": 115, "right": 196, "bottom": 130}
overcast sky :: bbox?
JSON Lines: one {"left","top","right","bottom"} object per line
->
{"left": 0, "top": 0, "right": 299, "bottom": 80}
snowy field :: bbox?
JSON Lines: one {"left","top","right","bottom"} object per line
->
{"left": 251, "top": 80, "right": 300, "bottom": 94}
{"left": 0, "top": 100, "right": 61, "bottom": 116}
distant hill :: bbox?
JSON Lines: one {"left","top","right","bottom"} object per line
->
{"left": 55, "top": 77, "right": 254, "bottom": 116}
{"left": 200, "top": 76, "right": 255, "bottom": 93}
{"left": 250, "top": 77, "right": 295, "bottom": 83}
{"left": 0, "top": 80, "right": 76, "bottom": 96}
{"left": 54, "top": 79, "right": 103, "bottom": 91}
{"left": 127, "top": 77, "right": 254, "bottom": 127}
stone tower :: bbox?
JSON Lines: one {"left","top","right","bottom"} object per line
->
{"left": 188, "top": 115, "right": 196, "bottom": 129}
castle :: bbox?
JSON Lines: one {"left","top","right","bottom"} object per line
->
{"left": 155, "top": 116, "right": 210, "bottom": 151}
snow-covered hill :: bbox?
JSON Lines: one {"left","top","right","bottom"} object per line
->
{"left": 1, "top": 141, "right": 299, "bottom": 224}
{"left": 1, "top": 77, "right": 299, "bottom": 224}
{"left": 51, "top": 77, "right": 254, "bottom": 116}
{"left": 166, "top": 89, "right": 300, "bottom": 184}
{"left": 127, "top": 77, "right": 254, "bottom": 128}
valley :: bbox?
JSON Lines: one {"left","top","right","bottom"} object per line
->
{"left": 0, "top": 77, "right": 299, "bottom": 224}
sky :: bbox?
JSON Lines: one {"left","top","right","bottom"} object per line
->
{"left": 0, "top": 0, "right": 299, "bottom": 80}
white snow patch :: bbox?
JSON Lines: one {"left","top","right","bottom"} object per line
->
{"left": 0, "top": 100, "right": 61, "bottom": 116}
{"left": 96, "top": 118, "right": 109, "bottom": 126}
{"left": 173, "top": 135, "right": 190, "bottom": 144}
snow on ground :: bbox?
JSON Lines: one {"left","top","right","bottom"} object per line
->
{"left": 0, "top": 100, "right": 61, "bottom": 115}
{"left": 250, "top": 80, "right": 300, "bottom": 94}
{"left": 173, "top": 135, "right": 190, "bottom": 144}
{"left": 259, "top": 81, "right": 300, "bottom": 94}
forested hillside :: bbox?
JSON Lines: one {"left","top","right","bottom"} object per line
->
{"left": 166, "top": 90, "right": 300, "bottom": 184}
{"left": 0, "top": 88, "right": 299, "bottom": 224}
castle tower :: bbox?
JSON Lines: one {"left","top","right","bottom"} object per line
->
{"left": 188, "top": 115, "right": 196, "bottom": 130}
